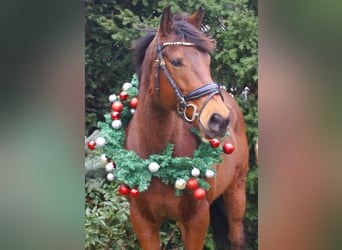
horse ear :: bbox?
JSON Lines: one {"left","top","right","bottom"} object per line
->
{"left": 187, "top": 7, "right": 204, "bottom": 29}
{"left": 160, "top": 6, "right": 173, "bottom": 35}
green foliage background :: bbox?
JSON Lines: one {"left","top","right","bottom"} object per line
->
{"left": 85, "top": 0, "right": 257, "bottom": 249}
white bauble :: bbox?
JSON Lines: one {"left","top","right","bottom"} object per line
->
{"left": 130, "top": 108, "right": 136, "bottom": 115}
{"left": 109, "top": 94, "right": 117, "bottom": 102}
{"left": 175, "top": 179, "right": 186, "bottom": 190}
{"left": 148, "top": 162, "right": 160, "bottom": 173}
{"left": 105, "top": 162, "right": 115, "bottom": 172}
{"left": 191, "top": 167, "right": 200, "bottom": 177}
{"left": 95, "top": 137, "right": 106, "bottom": 147}
{"left": 122, "top": 82, "right": 132, "bottom": 91}
{"left": 111, "top": 120, "right": 122, "bottom": 129}
{"left": 106, "top": 173, "right": 115, "bottom": 181}
{"left": 205, "top": 169, "right": 215, "bottom": 178}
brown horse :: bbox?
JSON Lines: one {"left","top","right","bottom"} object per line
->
{"left": 125, "top": 7, "right": 249, "bottom": 250}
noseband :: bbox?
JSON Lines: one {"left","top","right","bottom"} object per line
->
{"left": 155, "top": 36, "right": 223, "bottom": 123}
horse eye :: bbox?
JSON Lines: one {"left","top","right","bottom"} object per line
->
{"left": 170, "top": 58, "right": 183, "bottom": 67}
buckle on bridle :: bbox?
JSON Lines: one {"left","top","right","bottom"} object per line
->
{"left": 155, "top": 59, "right": 165, "bottom": 66}
{"left": 177, "top": 98, "right": 186, "bottom": 111}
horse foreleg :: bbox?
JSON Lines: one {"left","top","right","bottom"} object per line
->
{"left": 223, "top": 173, "right": 247, "bottom": 250}
{"left": 130, "top": 204, "right": 161, "bottom": 250}
{"left": 179, "top": 201, "right": 210, "bottom": 250}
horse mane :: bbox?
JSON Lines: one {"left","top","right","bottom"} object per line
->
{"left": 132, "top": 29, "right": 157, "bottom": 80}
{"left": 133, "top": 12, "right": 215, "bottom": 80}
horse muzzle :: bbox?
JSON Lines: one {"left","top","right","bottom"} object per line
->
{"left": 200, "top": 112, "right": 230, "bottom": 139}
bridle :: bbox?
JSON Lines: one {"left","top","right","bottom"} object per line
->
{"left": 155, "top": 36, "right": 223, "bottom": 123}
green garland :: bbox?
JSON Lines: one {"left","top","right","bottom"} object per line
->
{"left": 95, "top": 74, "right": 228, "bottom": 195}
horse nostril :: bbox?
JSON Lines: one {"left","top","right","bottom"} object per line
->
{"left": 208, "top": 113, "right": 223, "bottom": 132}
{"left": 208, "top": 113, "right": 230, "bottom": 135}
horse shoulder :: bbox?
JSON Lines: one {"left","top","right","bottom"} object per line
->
{"left": 222, "top": 92, "right": 249, "bottom": 176}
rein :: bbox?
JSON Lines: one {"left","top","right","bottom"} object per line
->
{"left": 155, "top": 36, "right": 223, "bottom": 123}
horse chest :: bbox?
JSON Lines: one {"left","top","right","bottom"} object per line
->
{"left": 134, "top": 177, "right": 204, "bottom": 222}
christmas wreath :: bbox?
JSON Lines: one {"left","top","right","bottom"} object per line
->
{"left": 87, "top": 74, "right": 234, "bottom": 199}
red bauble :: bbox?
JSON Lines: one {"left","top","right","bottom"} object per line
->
{"left": 129, "top": 97, "right": 138, "bottom": 108}
{"left": 209, "top": 138, "right": 220, "bottom": 148}
{"left": 187, "top": 178, "right": 199, "bottom": 190}
{"left": 130, "top": 188, "right": 139, "bottom": 197}
{"left": 193, "top": 188, "right": 206, "bottom": 200}
{"left": 119, "top": 184, "right": 130, "bottom": 195}
{"left": 112, "top": 101, "right": 124, "bottom": 112}
{"left": 87, "top": 140, "right": 96, "bottom": 150}
{"left": 119, "top": 91, "right": 129, "bottom": 101}
{"left": 223, "top": 143, "right": 234, "bottom": 154}
{"left": 111, "top": 111, "right": 120, "bottom": 120}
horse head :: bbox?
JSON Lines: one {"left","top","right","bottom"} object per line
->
{"left": 152, "top": 7, "right": 230, "bottom": 140}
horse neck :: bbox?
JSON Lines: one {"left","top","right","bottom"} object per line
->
{"left": 134, "top": 87, "right": 181, "bottom": 153}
